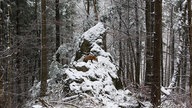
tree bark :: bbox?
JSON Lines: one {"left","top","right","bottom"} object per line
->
{"left": 86, "top": 0, "right": 90, "bottom": 18}
{"left": 34, "top": 0, "right": 41, "bottom": 82}
{"left": 151, "top": 0, "right": 162, "bottom": 107}
{"left": 116, "top": 0, "right": 123, "bottom": 89}
{"left": 40, "top": 0, "right": 48, "bottom": 97}
{"left": 145, "top": 0, "right": 154, "bottom": 86}
{"left": 15, "top": 0, "right": 23, "bottom": 105}
{"left": 0, "top": 1, "right": 3, "bottom": 107}
{"left": 135, "top": 0, "right": 140, "bottom": 86}
{"left": 56, "top": 0, "right": 60, "bottom": 62}
{"left": 170, "top": 5, "right": 175, "bottom": 87}
{"left": 93, "top": 0, "right": 98, "bottom": 21}
{"left": 187, "top": 0, "right": 192, "bottom": 104}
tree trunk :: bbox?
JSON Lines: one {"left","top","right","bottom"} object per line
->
{"left": 0, "top": 71, "right": 3, "bottom": 107}
{"left": 93, "top": 0, "right": 98, "bottom": 21}
{"left": 182, "top": 33, "right": 188, "bottom": 93}
{"left": 56, "top": 0, "right": 60, "bottom": 62}
{"left": 15, "top": 0, "right": 23, "bottom": 105}
{"left": 86, "top": 0, "right": 90, "bottom": 18}
{"left": 180, "top": 3, "right": 187, "bottom": 94}
{"left": 116, "top": 0, "right": 123, "bottom": 89}
{"left": 145, "top": 0, "right": 154, "bottom": 86}
{"left": 151, "top": 0, "right": 162, "bottom": 107}
{"left": 126, "top": 0, "right": 131, "bottom": 85}
{"left": 34, "top": 0, "right": 41, "bottom": 82}
{"left": 40, "top": 0, "right": 48, "bottom": 97}
{"left": 187, "top": 0, "right": 192, "bottom": 104}
{"left": 0, "top": 1, "right": 4, "bottom": 107}
{"left": 135, "top": 0, "right": 140, "bottom": 87}
{"left": 170, "top": 5, "right": 175, "bottom": 87}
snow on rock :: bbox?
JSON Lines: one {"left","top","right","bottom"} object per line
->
{"left": 27, "top": 22, "right": 140, "bottom": 108}
{"left": 81, "top": 22, "right": 106, "bottom": 44}
{"left": 60, "top": 22, "right": 139, "bottom": 107}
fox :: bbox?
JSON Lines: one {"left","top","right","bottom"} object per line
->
{"left": 83, "top": 55, "right": 98, "bottom": 62}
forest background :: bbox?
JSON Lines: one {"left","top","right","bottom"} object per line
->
{"left": 0, "top": 0, "right": 192, "bottom": 107}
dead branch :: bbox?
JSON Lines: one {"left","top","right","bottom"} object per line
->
{"left": 62, "top": 93, "right": 87, "bottom": 102}
{"left": 38, "top": 98, "right": 54, "bottom": 108}
{"left": 49, "top": 101, "right": 80, "bottom": 108}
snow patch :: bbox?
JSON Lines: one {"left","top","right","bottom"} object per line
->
{"left": 32, "top": 105, "right": 43, "bottom": 108}
{"left": 81, "top": 22, "right": 106, "bottom": 43}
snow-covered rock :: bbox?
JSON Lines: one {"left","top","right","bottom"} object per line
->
{"left": 26, "top": 22, "right": 140, "bottom": 108}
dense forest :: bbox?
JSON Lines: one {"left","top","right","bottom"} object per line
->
{"left": 0, "top": 0, "right": 192, "bottom": 108}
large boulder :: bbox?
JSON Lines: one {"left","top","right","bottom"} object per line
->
{"left": 27, "top": 22, "right": 141, "bottom": 108}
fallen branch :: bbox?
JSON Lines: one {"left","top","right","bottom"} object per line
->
{"left": 39, "top": 98, "right": 54, "bottom": 108}
{"left": 136, "top": 99, "right": 146, "bottom": 107}
{"left": 49, "top": 101, "right": 80, "bottom": 108}
{"left": 62, "top": 95, "right": 80, "bottom": 102}
{"left": 62, "top": 93, "right": 87, "bottom": 102}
